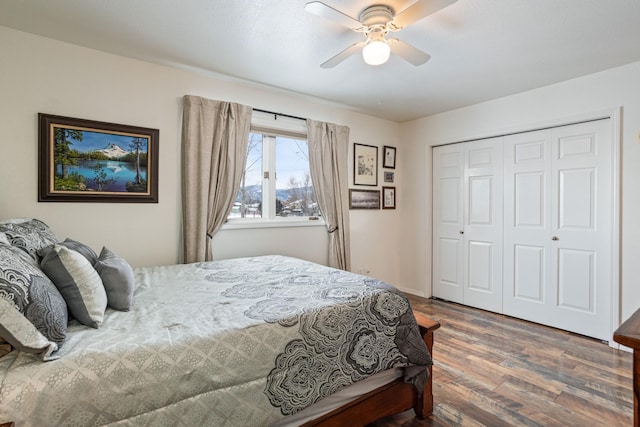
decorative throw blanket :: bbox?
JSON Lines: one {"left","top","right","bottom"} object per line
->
{"left": 0, "top": 255, "right": 431, "bottom": 426}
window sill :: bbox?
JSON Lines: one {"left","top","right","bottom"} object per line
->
{"left": 221, "top": 218, "right": 326, "bottom": 230}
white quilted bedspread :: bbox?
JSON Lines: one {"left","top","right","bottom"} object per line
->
{"left": 0, "top": 255, "right": 431, "bottom": 426}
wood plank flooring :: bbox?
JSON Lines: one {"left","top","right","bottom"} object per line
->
{"left": 369, "top": 296, "right": 634, "bottom": 427}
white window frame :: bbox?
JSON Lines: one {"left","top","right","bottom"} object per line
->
{"left": 223, "top": 111, "right": 325, "bottom": 230}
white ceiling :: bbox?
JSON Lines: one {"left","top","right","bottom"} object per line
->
{"left": 2, "top": 0, "right": 640, "bottom": 122}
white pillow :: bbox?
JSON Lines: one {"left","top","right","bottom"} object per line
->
{"left": 0, "top": 298, "right": 59, "bottom": 361}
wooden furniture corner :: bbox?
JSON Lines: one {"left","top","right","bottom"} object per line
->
{"left": 302, "top": 313, "right": 440, "bottom": 426}
{"left": 613, "top": 307, "right": 640, "bottom": 427}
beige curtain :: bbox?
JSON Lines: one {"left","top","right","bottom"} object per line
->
{"left": 307, "top": 119, "right": 351, "bottom": 271}
{"left": 181, "top": 95, "right": 252, "bottom": 263}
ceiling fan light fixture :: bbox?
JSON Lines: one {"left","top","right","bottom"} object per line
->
{"left": 362, "top": 40, "right": 390, "bottom": 65}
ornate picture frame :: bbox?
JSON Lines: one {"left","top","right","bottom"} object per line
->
{"left": 38, "top": 113, "right": 159, "bottom": 203}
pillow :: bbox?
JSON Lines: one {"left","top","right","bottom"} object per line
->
{"left": 0, "top": 218, "right": 59, "bottom": 263}
{"left": 38, "top": 238, "right": 98, "bottom": 265}
{"left": 0, "top": 297, "right": 59, "bottom": 361}
{"left": 40, "top": 245, "right": 107, "bottom": 328}
{"left": 94, "top": 246, "right": 135, "bottom": 311}
{"left": 0, "top": 244, "right": 68, "bottom": 345}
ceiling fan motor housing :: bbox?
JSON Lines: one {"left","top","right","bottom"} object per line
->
{"left": 359, "top": 5, "right": 394, "bottom": 27}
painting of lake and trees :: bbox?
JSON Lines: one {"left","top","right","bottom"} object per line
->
{"left": 53, "top": 126, "right": 150, "bottom": 193}
{"left": 38, "top": 114, "right": 159, "bottom": 202}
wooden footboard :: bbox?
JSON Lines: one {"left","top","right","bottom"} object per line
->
{"left": 302, "top": 314, "right": 440, "bottom": 426}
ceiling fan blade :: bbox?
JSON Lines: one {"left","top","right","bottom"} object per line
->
{"left": 305, "top": 1, "right": 362, "bottom": 29}
{"left": 392, "top": 0, "right": 457, "bottom": 28}
{"left": 388, "top": 39, "right": 431, "bottom": 66}
{"left": 320, "top": 42, "right": 365, "bottom": 68}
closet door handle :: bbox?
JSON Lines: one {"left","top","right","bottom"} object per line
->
{"left": 552, "top": 236, "right": 559, "bottom": 241}
{"left": 459, "top": 230, "right": 464, "bottom": 235}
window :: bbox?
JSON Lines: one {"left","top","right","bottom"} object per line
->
{"left": 227, "top": 113, "right": 320, "bottom": 224}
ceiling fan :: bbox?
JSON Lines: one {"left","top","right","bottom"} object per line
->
{"left": 305, "top": 0, "right": 457, "bottom": 68}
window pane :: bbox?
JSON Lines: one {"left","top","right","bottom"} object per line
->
{"left": 231, "top": 133, "right": 263, "bottom": 219}
{"left": 275, "top": 136, "right": 319, "bottom": 217}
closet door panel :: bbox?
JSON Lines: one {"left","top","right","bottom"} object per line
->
{"left": 503, "top": 129, "right": 554, "bottom": 322}
{"left": 462, "top": 138, "right": 503, "bottom": 313}
{"left": 557, "top": 248, "right": 595, "bottom": 312}
{"left": 513, "top": 244, "right": 545, "bottom": 303}
{"left": 467, "top": 240, "right": 493, "bottom": 292}
{"left": 503, "top": 120, "right": 612, "bottom": 340}
{"left": 550, "top": 120, "right": 611, "bottom": 340}
{"left": 432, "top": 145, "right": 464, "bottom": 303}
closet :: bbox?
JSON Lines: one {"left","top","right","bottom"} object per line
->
{"left": 432, "top": 119, "right": 614, "bottom": 341}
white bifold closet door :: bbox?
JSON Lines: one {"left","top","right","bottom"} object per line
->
{"left": 432, "top": 138, "right": 503, "bottom": 313}
{"left": 503, "top": 119, "right": 612, "bottom": 341}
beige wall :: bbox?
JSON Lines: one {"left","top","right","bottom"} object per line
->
{"left": 4, "top": 25, "right": 640, "bottom": 320}
{"left": 398, "top": 60, "right": 640, "bottom": 327}
{"left": 0, "top": 26, "right": 408, "bottom": 290}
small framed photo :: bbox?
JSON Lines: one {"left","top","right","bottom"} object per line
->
{"left": 384, "top": 171, "right": 394, "bottom": 183}
{"left": 38, "top": 113, "right": 159, "bottom": 203}
{"left": 382, "top": 186, "right": 396, "bottom": 209}
{"left": 383, "top": 145, "right": 396, "bottom": 169}
{"left": 349, "top": 189, "right": 380, "bottom": 209}
{"left": 354, "top": 143, "right": 378, "bottom": 186}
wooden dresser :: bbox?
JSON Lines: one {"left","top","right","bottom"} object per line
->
{"left": 613, "top": 308, "right": 640, "bottom": 427}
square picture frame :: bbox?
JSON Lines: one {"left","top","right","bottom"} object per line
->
{"left": 384, "top": 171, "right": 394, "bottom": 183}
{"left": 382, "top": 186, "right": 396, "bottom": 209}
{"left": 38, "top": 113, "right": 159, "bottom": 203}
{"left": 353, "top": 143, "right": 378, "bottom": 186}
{"left": 383, "top": 145, "right": 396, "bottom": 169}
{"left": 349, "top": 189, "right": 380, "bottom": 209}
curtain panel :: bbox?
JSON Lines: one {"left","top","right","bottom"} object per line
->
{"left": 307, "top": 119, "right": 351, "bottom": 271}
{"left": 181, "top": 95, "right": 251, "bottom": 263}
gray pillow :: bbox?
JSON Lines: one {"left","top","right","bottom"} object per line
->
{"left": 0, "top": 218, "right": 59, "bottom": 263}
{"left": 0, "top": 244, "right": 68, "bottom": 345}
{"left": 38, "top": 238, "right": 98, "bottom": 265}
{"left": 40, "top": 245, "right": 107, "bottom": 328}
{"left": 94, "top": 246, "right": 134, "bottom": 311}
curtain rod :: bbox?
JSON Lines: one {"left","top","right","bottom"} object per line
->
{"left": 253, "top": 108, "right": 307, "bottom": 122}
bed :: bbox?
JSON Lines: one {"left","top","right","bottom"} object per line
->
{"left": 0, "top": 218, "right": 439, "bottom": 426}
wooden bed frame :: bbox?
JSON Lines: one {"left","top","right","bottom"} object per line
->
{"left": 303, "top": 313, "right": 441, "bottom": 426}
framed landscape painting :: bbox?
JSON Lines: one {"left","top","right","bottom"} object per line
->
{"left": 38, "top": 113, "right": 159, "bottom": 202}
{"left": 349, "top": 189, "right": 380, "bottom": 209}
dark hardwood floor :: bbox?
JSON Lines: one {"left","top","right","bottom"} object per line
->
{"left": 370, "top": 296, "right": 634, "bottom": 427}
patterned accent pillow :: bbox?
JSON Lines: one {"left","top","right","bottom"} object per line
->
{"left": 94, "top": 246, "right": 135, "bottom": 311}
{"left": 0, "top": 297, "right": 59, "bottom": 361}
{"left": 0, "top": 218, "right": 59, "bottom": 263}
{"left": 0, "top": 244, "right": 68, "bottom": 345}
{"left": 40, "top": 245, "right": 107, "bottom": 328}
{"left": 38, "top": 238, "right": 99, "bottom": 266}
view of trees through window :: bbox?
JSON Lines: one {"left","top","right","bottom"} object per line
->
{"left": 229, "top": 132, "right": 319, "bottom": 220}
